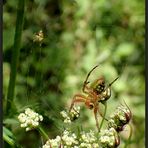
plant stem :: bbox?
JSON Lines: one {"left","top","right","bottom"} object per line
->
{"left": 6, "top": 0, "right": 25, "bottom": 115}
{"left": 99, "top": 102, "right": 107, "bottom": 131}
{"left": 124, "top": 124, "right": 132, "bottom": 148}
{"left": 38, "top": 126, "right": 49, "bottom": 140}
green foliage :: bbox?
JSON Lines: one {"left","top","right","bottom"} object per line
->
{"left": 3, "top": 126, "right": 16, "bottom": 146}
{"left": 3, "top": 0, "right": 145, "bottom": 147}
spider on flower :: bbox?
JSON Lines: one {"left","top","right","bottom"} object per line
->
{"left": 69, "top": 65, "right": 119, "bottom": 131}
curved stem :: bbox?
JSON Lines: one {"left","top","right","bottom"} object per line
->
{"left": 99, "top": 102, "right": 107, "bottom": 131}
{"left": 6, "top": 0, "right": 25, "bottom": 115}
{"left": 37, "top": 126, "right": 49, "bottom": 140}
{"left": 124, "top": 124, "right": 132, "bottom": 148}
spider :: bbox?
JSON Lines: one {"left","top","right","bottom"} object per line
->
{"left": 69, "top": 65, "right": 119, "bottom": 131}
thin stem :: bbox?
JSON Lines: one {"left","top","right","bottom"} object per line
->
{"left": 6, "top": 0, "right": 25, "bottom": 115}
{"left": 38, "top": 126, "right": 49, "bottom": 140}
{"left": 99, "top": 102, "right": 107, "bottom": 131}
{"left": 124, "top": 124, "right": 132, "bottom": 148}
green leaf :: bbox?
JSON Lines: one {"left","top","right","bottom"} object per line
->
{"left": 115, "top": 43, "right": 135, "bottom": 58}
{"left": 3, "top": 118, "right": 19, "bottom": 125}
{"left": 3, "top": 126, "right": 15, "bottom": 146}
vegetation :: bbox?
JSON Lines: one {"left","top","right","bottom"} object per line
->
{"left": 3, "top": 0, "right": 145, "bottom": 147}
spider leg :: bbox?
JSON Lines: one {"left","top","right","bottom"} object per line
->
{"left": 94, "top": 105, "right": 100, "bottom": 131}
{"left": 82, "top": 84, "right": 94, "bottom": 95}
{"left": 108, "top": 76, "right": 119, "bottom": 87}
{"left": 98, "top": 112, "right": 108, "bottom": 121}
{"left": 69, "top": 94, "right": 88, "bottom": 112}
{"left": 82, "top": 65, "right": 99, "bottom": 94}
{"left": 103, "top": 76, "right": 119, "bottom": 94}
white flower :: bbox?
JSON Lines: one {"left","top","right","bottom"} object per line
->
{"left": 43, "top": 130, "right": 79, "bottom": 148}
{"left": 99, "top": 128, "right": 119, "bottom": 147}
{"left": 39, "top": 115, "right": 43, "bottom": 121}
{"left": 18, "top": 108, "right": 43, "bottom": 131}
{"left": 60, "top": 111, "right": 71, "bottom": 123}
{"left": 80, "top": 142, "right": 92, "bottom": 148}
{"left": 60, "top": 106, "right": 80, "bottom": 124}
{"left": 108, "top": 104, "right": 131, "bottom": 131}
{"left": 62, "top": 130, "right": 78, "bottom": 146}
{"left": 80, "top": 130, "right": 97, "bottom": 143}
{"left": 42, "top": 136, "right": 61, "bottom": 148}
{"left": 69, "top": 106, "right": 80, "bottom": 119}
{"left": 79, "top": 130, "right": 98, "bottom": 148}
{"left": 73, "top": 146, "right": 79, "bottom": 148}
{"left": 92, "top": 143, "right": 99, "bottom": 148}
{"left": 42, "top": 129, "right": 100, "bottom": 147}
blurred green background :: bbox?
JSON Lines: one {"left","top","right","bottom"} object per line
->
{"left": 3, "top": 0, "right": 145, "bottom": 147}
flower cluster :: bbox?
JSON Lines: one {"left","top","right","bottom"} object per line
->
{"left": 42, "top": 136, "right": 61, "bottom": 148}
{"left": 108, "top": 104, "right": 132, "bottom": 131}
{"left": 42, "top": 129, "right": 78, "bottom": 148}
{"left": 98, "top": 104, "right": 131, "bottom": 148}
{"left": 43, "top": 129, "right": 100, "bottom": 148}
{"left": 62, "top": 130, "right": 78, "bottom": 146}
{"left": 99, "top": 128, "right": 120, "bottom": 148}
{"left": 18, "top": 104, "right": 131, "bottom": 148}
{"left": 60, "top": 106, "right": 80, "bottom": 123}
{"left": 60, "top": 110, "right": 71, "bottom": 123}
{"left": 18, "top": 108, "right": 43, "bottom": 131}
{"left": 79, "top": 130, "right": 99, "bottom": 148}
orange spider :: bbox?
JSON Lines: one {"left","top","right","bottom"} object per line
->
{"left": 69, "top": 65, "right": 119, "bottom": 131}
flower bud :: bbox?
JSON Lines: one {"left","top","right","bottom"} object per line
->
{"left": 108, "top": 104, "right": 132, "bottom": 132}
